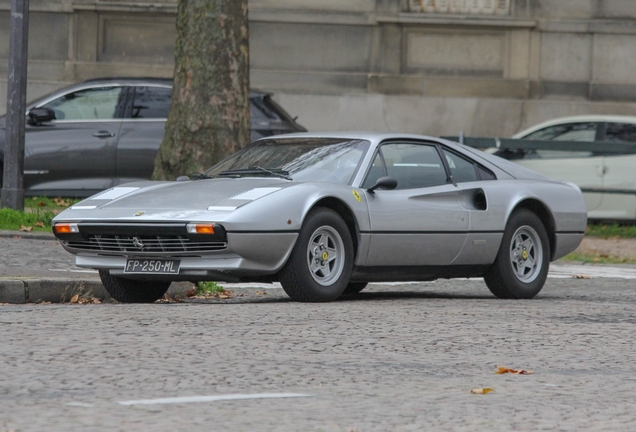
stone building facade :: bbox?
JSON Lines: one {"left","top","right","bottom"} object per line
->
{"left": 2, "top": 0, "right": 636, "bottom": 137}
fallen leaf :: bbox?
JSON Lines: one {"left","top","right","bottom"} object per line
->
{"left": 471, "top": 388, "right": 494, "bottom": 394}
{"left": 35, "top": 221, "right": 45, "bottom": 227}
{"left": 36, "top": 201, "right": 47, "bottom": 207}
{"left": 70, "top": 295, "right": 80, "bottom": 304}
{"left": 571, "top": 274, "right": 590, "bottom": 279}
{"left": 495, "top": 366, "right": 534, "bottom": 375}
{"left": 255, "top": 291, "right": 268, "bottom": 295}
{"left": 19, "top": 225, "right": 33, "bottom": 232}
{"left": 186, "top": 288, "right": 196, "bottom": 297}
{"left": 53, "top": 197, "right": 72, "bottom": 207}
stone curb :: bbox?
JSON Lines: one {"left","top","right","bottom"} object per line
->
{"left": 0, "top": 278, "right": 193, "bottom": 304}
{"left": 0, "top": 230, "right": 56, "bottom": 241}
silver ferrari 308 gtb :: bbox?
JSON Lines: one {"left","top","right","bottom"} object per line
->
{"left": 52, "top": 133, "right": 587, "bottom": 303}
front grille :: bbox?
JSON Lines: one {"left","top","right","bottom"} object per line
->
{"left": 63, "top": 235, "right": 227, "bottom": 254}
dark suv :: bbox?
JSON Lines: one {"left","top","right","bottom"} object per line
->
{"left": 0, "top": 78, "right": 306, "bottom": 197}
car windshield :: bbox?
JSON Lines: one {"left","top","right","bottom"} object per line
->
{"left": 205, "top": 138, "right": 370, "bottom": 185}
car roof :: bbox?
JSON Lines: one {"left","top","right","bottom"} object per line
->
{"left": 514, "top": 115, "right": 636, "bottom": 138}
{"left": 79, "top": 77, "right": 269, "bottom": 97}
{"left": 262, "top": 131, "right": 445, "bottom": 145}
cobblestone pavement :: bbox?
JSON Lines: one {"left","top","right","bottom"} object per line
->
{"left": 2, "top": 278, "right": 636, "bottom": 431}
{"left": 0, "top": 236, "right": 99, "bottom": 280}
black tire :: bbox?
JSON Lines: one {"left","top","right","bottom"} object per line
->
{"left": 99, "top": 270, "right": 170, "bottom": 303}
{"left": 343, "top": 282, "right": 368, "bottom": 295}
{"left": 279, "top": 207, "right": 354, "bottom": 302}
{"left": 484, "top": 209, "right": 550, "bottom": 299}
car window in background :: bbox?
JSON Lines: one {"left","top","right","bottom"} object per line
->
{"left": 42, "top": 86, "right": 124, "bottom": 120}
{"left": 605, "top": 123, "right": 636, "bottom": 143}
{"left": 251, "top": 95, "right": 295, "bottom": 123}
{"left": 442, "top": 149, "right": 479, "bottom": 183}
{"left": 250, "top": 101, "right": 270, "bottom": 123}
{"left": 131, "top": 86, "right": 172, "bottom": 119}
{"left": 377, "top": 143, "right": 447, "bottom": 190}
{"left": 522, "top": 122, "right": 597, "bottom": 159}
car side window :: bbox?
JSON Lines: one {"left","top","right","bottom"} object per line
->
{"left": 442, "top": 149, "right": 479, "bottom": 183}
{"left": 250, "top": 101, "right": 270, "bottom": 123}
{"left": 42, "top": 86, "right": 124, "bottom": 120}
{"left": 363, "top": 143, "right": 447, "bottom": 190}
{"left": 522, "top": 122, "right": 597, "bottom": 159}
{"left": 131, "top": 86, "right": 172, "bottom": 119}
{"left": 605, "top": 123, "right": 636, "bottom": 143}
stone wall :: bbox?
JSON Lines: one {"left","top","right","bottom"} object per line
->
{"left": 2, "top": 0, "right": 636, "bottom": 137}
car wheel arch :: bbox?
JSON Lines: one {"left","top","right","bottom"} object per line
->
{"left": 509, "top": 198, "right": 557, "bottom": 261}
{"left": 305, "top": 197, "right": 360, "bottom": 263}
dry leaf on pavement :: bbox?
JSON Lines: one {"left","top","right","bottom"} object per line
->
{"left": 495, "top": 366, "right": 534, "bottom": 375}
{"left": 70, "top": 295, "right": 80, "bottom": 303}
{"left": 471, "top": 388, "right": 494, "bottom": 394}
{"left": 571, "top": 274, "right": 591, "bottom": 279}
{"left": 255, "top": 291, "right": 268, "bottom": 295}
{"left": 19, "top": 225, "right": 33, "bottom": 232}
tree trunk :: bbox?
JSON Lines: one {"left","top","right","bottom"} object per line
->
{"left": 153, "top": 0, "right": 250, "bottom": 180}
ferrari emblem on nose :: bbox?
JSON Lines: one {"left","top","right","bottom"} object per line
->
{"left": 134, "top": 211, "right": 145, "bottom": 217}
{"left": 352, "top": 190, "right": 361, "bottom": 202}
{"left": 132, "top": 237, "right": 145, "bottom": 250}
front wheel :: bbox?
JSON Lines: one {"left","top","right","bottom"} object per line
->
{"left": 343, "top": 282, "right": 368, "bottom": 295}
{"left": 99, "top": 270, "right": 170, "bottom": 303}
{"left": 279, "top": 207, "right": 353, "bottom": 302}
{"left": 484, "top": 209, "right": 550, "bottom": 299}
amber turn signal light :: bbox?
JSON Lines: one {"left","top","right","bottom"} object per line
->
{"left": 53, "top": 223, "right": 79, "bottom": 234}
{"left": 186, "top": 223, "right": 215, "bottom": 234}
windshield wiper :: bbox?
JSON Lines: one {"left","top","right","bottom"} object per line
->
{"left": 190, "top": 173, "right": 213, "bottom": 180}
{"left": 217, "top": 166, "right": 292, "bottom": 181}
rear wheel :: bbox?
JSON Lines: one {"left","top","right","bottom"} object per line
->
{"left": 99, "top": 270, "right": 170, "bottom": 303}
{"left": 279, "top": 207, "right": 353, "bottom": 302}
{"left": 484, "top": 209, "right": 550, "bottom": 299}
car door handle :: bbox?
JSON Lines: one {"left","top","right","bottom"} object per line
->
{"left": 92, "top": 131, "right": 115, "bottom": 138}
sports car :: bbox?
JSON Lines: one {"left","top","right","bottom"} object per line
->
{"left": 52, "top": 133, "right": 587, "bottom": 303}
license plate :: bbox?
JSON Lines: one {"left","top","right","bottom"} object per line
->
{"left": 124, "top": 259, "right": 180, "bottom": 274}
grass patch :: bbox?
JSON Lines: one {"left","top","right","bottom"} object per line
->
{"left": 560, "top": 251, "right": 636, "bottom": 265}
{"left": 196, "top": 281, "right": 224, "bottom": 295}
{"left": 0, "top": 197, "right": 80, "bottom": 232}
{"left": 586, "top": 223, "right": 636, "bottom": 239}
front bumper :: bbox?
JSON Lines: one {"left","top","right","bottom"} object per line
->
{"left": 70, "top": 232, "right": 298, "bottom": 282}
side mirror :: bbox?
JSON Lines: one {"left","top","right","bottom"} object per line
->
{"left": 367, "top": 176, "right": 398, "bottom": 193}
{"left": 27, "top": 107, "right": 56, "bottom": 125}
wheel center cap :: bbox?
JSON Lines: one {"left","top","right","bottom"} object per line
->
{"left": 321, "top": 251, "right": 329, "bottom": 261}
{"left": 522, "top": 250, "right": 528, "bottom": 260}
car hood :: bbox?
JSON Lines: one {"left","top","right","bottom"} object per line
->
{"left": 73, "top": 177, "right": 292, "bottom": 213}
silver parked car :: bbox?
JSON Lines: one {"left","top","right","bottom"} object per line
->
{"left": 52, "top": 133, "right": 587, "bottom": 303}
{"left": 0, "top": 78, "right": 306, "bottom": 197}
{"left": 494, "top": 115, "right": 636, "bottom": 221}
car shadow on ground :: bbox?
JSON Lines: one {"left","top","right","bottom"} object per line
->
{"left": 178, "top": 288, "right": 497, "bottom": 305}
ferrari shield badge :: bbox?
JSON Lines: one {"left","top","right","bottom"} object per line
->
{"left": 352, "top": 190, "right": 361, "bottom": 203}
